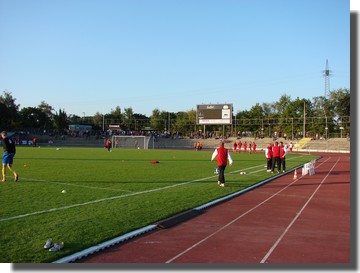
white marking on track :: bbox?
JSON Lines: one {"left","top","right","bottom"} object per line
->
{"left": 259, "top": 157, "right": 340, "bottom": 263}
{"left": 165, "top": 156, "right": 332, "bottom": 263}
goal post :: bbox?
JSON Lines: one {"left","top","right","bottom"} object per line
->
{"left": 111, "top": 135, "right": 151, "bottom": 149}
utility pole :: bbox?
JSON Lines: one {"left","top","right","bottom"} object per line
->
{"left": 303, "top": 101, "right": 306, "bottom": 138}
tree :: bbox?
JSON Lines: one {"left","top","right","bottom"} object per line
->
{"left": 68, "top": 114, "right": 81, "bottom": 125}
{"left": 19, "top": 107, "right": 47, "bottom": 133}
{"left": 122, "top": 107, "right": 134, "bottom": 130}
{"left": 328, "top": 88, "right": 350, "bottom": 117}
{"left": 37, "top": 101, "right": 54, "bottom": 130}
{"left": 235, "top": 104, "right": 265, "bottom": 136}
{"left": 0, "top": 102, "right": 12, "bottom": 130}
{"left": 263, "top": 100, "right": 279, "bottom": 115}
{"left": 110, "top": 106, "right": 122, "bottom": 125}
{"left": 312, "top": 96, "right": 333, "bottom": 138}
{"left": 150, "top": 108, "right": 163, "bottom": 131}
{"left": 172, "top": 111, "right": 194, "bottom": 135}
{"left": 236, "top": 109, "right": 253, "bottom": 132}
{"left": 0, "top": 88, "right": 351, "bottom": 139}
{"left": 133, "top": 113, "right": 150, "bottom": 130}
{"left": 248, "top": 103, "right": 267, "bottom": 136}
{"left": 274, "top": 94, "right": 292, "bottom": 116}
{"left": 328, "top": 88, "right": 350, "bottom": 136}
{"left": 0, "top": 91, "right": 20, "bottom": 130}
{"left": 53, "top": 109, "right": 68, "bottom": 132}
{"left": 284, "top": 97, "right": 313, "bottom": 137}
{"left": 93, "top": 112, "right": 105, "bottom": 131}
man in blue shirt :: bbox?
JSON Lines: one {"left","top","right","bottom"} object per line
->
{"left": 1, "top": 131, "right": 19, "bottom": 182}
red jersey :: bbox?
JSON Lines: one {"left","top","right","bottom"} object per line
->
{"left": 211, "top": 145, "right": 233, "bottom": 167}
{"left": 265, "top": 145, "right": 272, "bottom": 159}
{"left": 105, "top": 139, "right": 111, "bottom": 147}
{"left": 280, "top": 146, "right": 286, "bottom": 158}
{"left": 217, "top": 146, "right": 229, "bottom": 166}
{"left": 272, "top": 144, "right": 280, "bottom": 157}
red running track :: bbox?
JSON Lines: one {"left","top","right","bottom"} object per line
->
{"left": 80, "top": 153, "right": 350, "bottom": 264}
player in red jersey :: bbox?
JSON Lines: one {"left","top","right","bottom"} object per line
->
{"left": 105, "top": 138, "right": 112, "bottom": 152}
{"left": 279, "top": 141, "right": 288, "bottom": 172}
{"left": 265, "top": 143, "right": 273, "bottom": 172}
{"left": 271, "top": 141, "right": 280, "bottom": 173}
{"left": 237, "top": 141, "right": 242, "bottom": 152}
{"left": 233, "top": 142, "right": 237, "bottom": 152}
{"left": 211, "top": 141, "right": 233, "bottom": 187}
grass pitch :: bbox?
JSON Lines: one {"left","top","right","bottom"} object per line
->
{"left": 0, "top": 146, "right": 318, "bottom": 263}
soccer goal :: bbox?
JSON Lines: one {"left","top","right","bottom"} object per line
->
{"left": 111, "top": 135, "right": 151, "bottom": 149}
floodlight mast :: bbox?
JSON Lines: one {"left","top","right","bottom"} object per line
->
{"left": 323, "top": 59, "right": 331, "bottom": 98}
{"left": 322, "top": 59, "right": 331, "bottom": 139}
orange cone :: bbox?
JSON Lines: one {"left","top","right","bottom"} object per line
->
{"left": 293, "top": 169, "right": 298, "bottom": 179}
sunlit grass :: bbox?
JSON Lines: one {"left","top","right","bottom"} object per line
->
{"left": 0, "top": 146, "right": 318, "bottom": 262}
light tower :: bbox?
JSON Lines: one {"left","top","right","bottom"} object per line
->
{"left": 322, "top": 59, "right": 332, "bottom": 139}
{"left": 323, "top": 59, "right": 332, "bottom": 98}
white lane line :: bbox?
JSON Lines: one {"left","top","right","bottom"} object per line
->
{"left": 260, "top": 157, "right": 340, "bottom": 263}
{"left": 165, "top": 156, "right": 331, "bottom": 263}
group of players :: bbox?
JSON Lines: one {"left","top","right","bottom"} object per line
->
{"left": 233, "top": 139, "right": 291, "bottom": 173}
{"left": 212, "top": 139, "right": 294, "bottom": 187}
{"left": 194, "top": 142, "right": 203, "bottom": 151}
{"left": 232, "top": 140, "right": 257, "bottom": 153}
{"left": 265, "top": 141, "right": 290, "bottom": 173}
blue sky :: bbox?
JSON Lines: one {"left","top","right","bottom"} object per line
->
{"left": 0, "top": 0, "right": 351, "bottom": 117}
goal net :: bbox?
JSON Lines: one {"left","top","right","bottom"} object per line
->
{"left": 111, "top": 135, "right": 151, "bottom": 149}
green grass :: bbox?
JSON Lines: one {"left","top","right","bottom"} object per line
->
{"left": 0, "top": 146, "right": 318, "bottom": 263}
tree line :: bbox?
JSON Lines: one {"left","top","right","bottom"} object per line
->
{"left": 0, "top": 88, "right": 350, "bottom": 139}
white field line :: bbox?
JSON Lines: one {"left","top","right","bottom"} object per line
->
{"left": 20, "top": 178, "right": 134, "bottom": 193}
{"left": 260, "top": 157, "right": 340, "bottom": 263}
{"left": 165, "top": 156, "right": 331, "bottom": 263}
{"left": 53, "top": 155, "right": 321, "bottom": 263}
{"left": 0, "top": 154, "right": 311, "bottom": 222}
{"left": 0, "top": 176, "right": 210, "bottom": 222}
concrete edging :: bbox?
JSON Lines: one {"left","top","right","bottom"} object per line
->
{"left": 53, "top": 164, "right": 306, "bottom": 263}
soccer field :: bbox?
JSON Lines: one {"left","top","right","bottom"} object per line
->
{"left": 0, "top": 146, "right": 318, "bottom": 263}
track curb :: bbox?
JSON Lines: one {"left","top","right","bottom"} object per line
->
{"left": 53, "top": 165, "right": 305, "bottom": 263}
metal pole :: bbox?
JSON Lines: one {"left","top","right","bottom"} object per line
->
{"left": 102, "top": 115, "right": 105, "bottom": 131}
{"left": 303, "top": 101, "right": 306, "bottom": 138}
